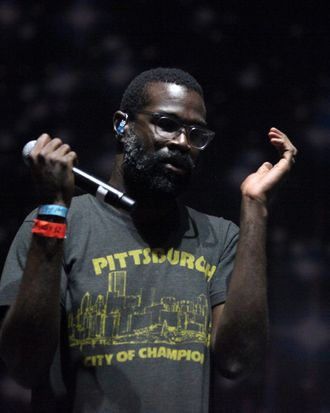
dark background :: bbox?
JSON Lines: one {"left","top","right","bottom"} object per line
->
{"left": 0, "top": 1, "right": 329, "bottom": 412}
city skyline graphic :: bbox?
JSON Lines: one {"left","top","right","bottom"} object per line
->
{"left": 67, "top": 270, "right": 211, "bottom": 349}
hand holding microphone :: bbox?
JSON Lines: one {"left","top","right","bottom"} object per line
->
{"left": 23, "top": 134, "right": 135, "bottom": 212}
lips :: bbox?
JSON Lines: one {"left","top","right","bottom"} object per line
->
{"left": 164, "top": 162, "right": 188, "bottom": 175}
{"left": 161, "top": 155, "right": 194, "bottom": 175}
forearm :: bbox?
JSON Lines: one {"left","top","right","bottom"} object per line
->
{"left": 0, "top": 135, "right": 77, "bottom": 387}
{"left": 213, "top": 196, "right": 269, "bottom": 378}
{"left": 0, "top": 235, "right": 63, "bottom": 387}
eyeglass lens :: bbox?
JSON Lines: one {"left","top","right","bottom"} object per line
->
{"left": 155, "top": 116, "right": 211, "bottom": 148}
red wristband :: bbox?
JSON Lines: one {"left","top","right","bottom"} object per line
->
{"left": 32, "top": 219, "right": 67, "bottom": 239}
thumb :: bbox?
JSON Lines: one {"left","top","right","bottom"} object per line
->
{"left": 256, "top": 162, "right": 273, "bottom": 175}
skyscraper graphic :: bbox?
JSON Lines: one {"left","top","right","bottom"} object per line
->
{"left": 68, "top": 271, "right": 210, "bottom": 348}
{"left": 109, "top": 271, "right": 126, "bottom": 296}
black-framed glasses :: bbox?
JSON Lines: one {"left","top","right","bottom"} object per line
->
{"left": 135, "top": 111, "right": 215, "bottom": 150}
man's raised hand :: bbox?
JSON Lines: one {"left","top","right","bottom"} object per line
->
{"left": 240, "top": 127, "right": 297, "bottom": 205}
{"left": 28, "top": 133, "right": 77, "bottom": 207}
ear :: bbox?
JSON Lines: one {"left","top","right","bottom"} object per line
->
{"left": 113, "top": 111, "right": 128, "bottom": 142}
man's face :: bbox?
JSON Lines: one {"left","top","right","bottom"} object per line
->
{"left": 122, "top": 82, "right": 207, "bottom": 201}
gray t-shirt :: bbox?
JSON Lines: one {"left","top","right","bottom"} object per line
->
{"left": 0, "top": 195, "right": 239, "bottom": 413}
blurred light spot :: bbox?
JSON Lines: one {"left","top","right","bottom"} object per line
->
{"left": 19, "top": 24, "right": 36, "bottom": 41}
{"left": 46, "top": 70, "right": 79, "bottom": 96}
{"left": 226, "top": 149, "right": 264, "bottom": 187}
{"left": 0, "top": 2, "right": 20, "bottom": 26}
{"left": 306, "top": 126, "right": 330, "bottom": 150}
{"left": 293, "top": 316, "right": 329, "bottom": 353}
{"left": 51, "top": 129, "right": 74, "bottom": 144}
{"left": 102, "top": 35, "right": 126, "bottom": 53}
{"left": 237, "top": 64, "right": 261, "bottom": 89}
{"left": 294, "top": 104, "right": 309, "bottom": 121}
{"left": 106, "top": 63, "right": 135, "bottom": 88}
{"left": 271, "top": 227, "right": 288, "bottom": 244}
{"left": 193, "top": 6, "right": 216, "bottom": 29}
{"left": 291, "top": 256, "right": 323, "bottom": 281}
{"left": 27, "top": 102, "right": 50, "bottom": 120}
{"left": 65, "top": 5, "right": 98, "bottom": 31}
{"left": 0, "top": 132, "right": 15, "bottom": 150}
{"left": 226, "top": 165, "right": 251, "bottom": 187}
{"left": 20, "top": 84, "right": 38, "bottom": 102}
{"left": 290, "top": 241, "right": 324, "bottom": 281}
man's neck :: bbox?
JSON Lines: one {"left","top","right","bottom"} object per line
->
{"left": 131, "top": 197, "right": 178, "bottom": 224}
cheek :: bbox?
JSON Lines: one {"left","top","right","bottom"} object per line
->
{"left": 190, "top": 148, "right": 200, "bottom": 163}
{"left": 133, "top": 125, "right": 156, "bottom": 151}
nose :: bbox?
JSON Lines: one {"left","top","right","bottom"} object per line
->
{"left": 169, "top": 128, "right": 191, "bottom": 151}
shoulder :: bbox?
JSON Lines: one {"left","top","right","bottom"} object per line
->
{"left": 66, "top": 194, "right": 100, "bottom": 223}
{"left": 185, "top": 205, "right": 239, "bottom": 238}
{"left": 181, "top": 204, "right": 239, "bottom": 263}
{"left": 68, "top": 194, "right": 94, "bottom": 214}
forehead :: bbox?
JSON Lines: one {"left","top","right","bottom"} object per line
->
{"left": 143, "top": 82, "right": 206, "bottom": 123}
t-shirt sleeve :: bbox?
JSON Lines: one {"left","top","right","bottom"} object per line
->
{"left": 209, "top": 220, "right": 239, "bottom": 307}
{"left": 0, "top": 218, "right": 34, "bottom": 307}
{"left": 0, "top": 214, "right": 68, "bottom": 308}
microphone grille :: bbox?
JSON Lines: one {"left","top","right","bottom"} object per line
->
{"left": 22, "top": 140, "right": 37, "bottom": 165}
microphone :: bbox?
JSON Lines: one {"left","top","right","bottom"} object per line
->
{"left": 22, "top": 140, "right": 136, "bottom": 212}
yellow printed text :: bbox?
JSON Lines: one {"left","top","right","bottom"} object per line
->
{"left": 92, "top": 248, "right": 216, "bottom": 281}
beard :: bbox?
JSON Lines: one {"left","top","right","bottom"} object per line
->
{"left": 122, "top": 128, "right": 195, "bottom": 203}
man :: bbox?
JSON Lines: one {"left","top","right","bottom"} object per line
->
{"left": 0, "top": 68, "right": 297, "bottom": 412}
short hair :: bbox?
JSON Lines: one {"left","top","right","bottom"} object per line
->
{"left": 120, "top": 67, "right": 204, "bottom": 116}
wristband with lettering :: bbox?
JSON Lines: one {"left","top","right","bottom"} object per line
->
{"left": 38, "top": 204, "right": 68, "bottom": 218}
{"left": 32, "top": 219, "right": 67, "bottom": 239}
